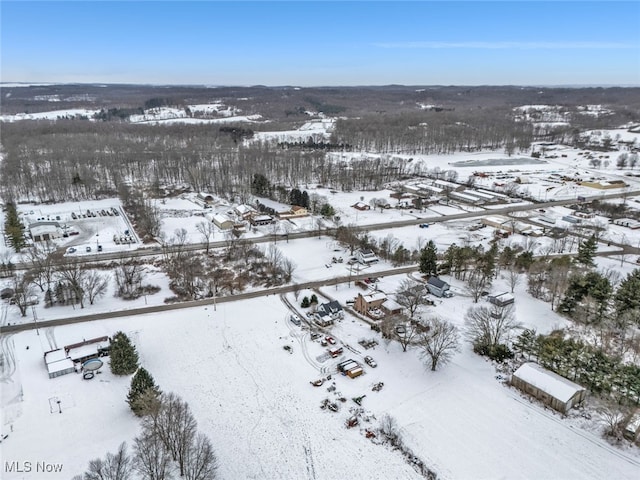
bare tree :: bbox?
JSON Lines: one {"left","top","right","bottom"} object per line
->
{"left": 133, "top": 432, "right": 173, "bottom": 480}
{"left": 395, "top": 279, "right": 427, "bottom": 319}
{"left": 141, "top": 392, "right": 198, "bottom": 478}
{"left": 597, "top": 403, "right": 629, "bottom": 441}
{"left": 11, "top": 274, "right": 34, "bottom": 317}
{"left": 84, "top": 271, "right": 109, "bottom": 305}
{"left": 464, "top": 304, "right": 521, "bottom": 348}
{"left": 379, "top": 314, "right": 421, "bottom": 352}
{"left": 418, "top": 317, "right": 460, "bottom": 371}
{"left": 25, "top": 240, "right": 57, "bottom": 294}
{"left": 114, "top": 256, "right": 145, "bottom": 299}
{"left": 183, "top": 433, "right": 219, "bottom": 480}
{"left": 196, "top": 221, "right": 216, "bottom": 255}
{"left": 57, "top": 257, "right": 88, "bottom": 308}
{"left": 506, "top": 265, "right": 521, "bottom": 293}
{"left": 81, "top": 442, "right": 132, "bottom": 480}
{"left": 466, "top": 270, "right": 489, "bottom": 303}
{"left": 281, "top": 258, "right": 296, "bottom": 283}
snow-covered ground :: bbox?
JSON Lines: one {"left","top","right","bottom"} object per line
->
{"left": 3, "top": 287, "right": 639, "bottom": 480}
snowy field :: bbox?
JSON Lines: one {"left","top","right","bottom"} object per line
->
{"left": 2, "top": 288, "right": 639, "bottom": 480}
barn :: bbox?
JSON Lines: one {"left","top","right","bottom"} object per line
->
{"left": 511, "top": 362, "right": 587, "bottom": 414}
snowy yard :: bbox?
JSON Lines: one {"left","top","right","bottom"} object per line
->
{"left": 2, "top": 292, "right": 639, "bottom": 479}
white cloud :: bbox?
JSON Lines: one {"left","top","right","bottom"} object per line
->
{"left": 374, "top": 41, "right": 636, "bottom": 49}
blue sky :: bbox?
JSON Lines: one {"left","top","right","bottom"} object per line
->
{"left": 1, "top": 1, "right": 639, "bottom": 86}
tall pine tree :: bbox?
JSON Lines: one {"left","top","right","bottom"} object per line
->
{"left": 576, "top": 235, "right": 597, "bottom": 267}
{"left": 110, "top": 331, "right": 139, "bottom": 375}
{"left": 419, "top": 240, "right": 438, "bottom": 277}
{"left": 127, "top": 367, "right": 160, "bottom": 416}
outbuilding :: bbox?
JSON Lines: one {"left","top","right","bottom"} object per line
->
{"left": 426, "top": 277, "right": 450, "bottom": 298}
{"left": 212, "top": 214, "right": 234, "bottom": 230}
{"left": 488, "top": 292, "right": 515, "bottom": 307}
{"left": 44, "top": 349, "right": 75, "bottom": 379}
{"left": 511, "top": 362, "right": 587, "bottom": 414}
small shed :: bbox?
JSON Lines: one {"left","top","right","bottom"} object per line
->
{"left": 488, "top": 292, "right": 515, "bottom": 307}
{"left": 511, "top": 362, "right": 587, "bottom": 414}
{"left": 426, "top": 277, "right": 450, "bottom": 298}
{"left": 44, "top": 349, "right": 75, "bottom": 379}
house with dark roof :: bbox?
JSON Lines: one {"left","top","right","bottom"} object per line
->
{"left": 314, "top": 300, "right": 344, "bottom": 326}
{"left": 356, "top": 248, "right": 379, "bottom": 265}
{"left": 426, "top": 277, "right": 450, "bottom": 297}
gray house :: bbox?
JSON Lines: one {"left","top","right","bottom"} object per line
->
{"left": 426, "top": 277, "right": 450, "bottom": 297}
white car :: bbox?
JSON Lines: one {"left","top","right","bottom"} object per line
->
{"left": 364, "top": 356, "right": 377, "bottom": 368}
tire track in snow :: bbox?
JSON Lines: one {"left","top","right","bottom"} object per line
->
{"left": 219, "top": 314, "right": 269, "bottom": 479}
{"left": 0, "top": 333, "right": 16, "bottom": 383}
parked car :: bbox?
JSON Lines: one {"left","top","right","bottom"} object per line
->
{"left": 67, "top": 247, "right": 76, "bottom": 254}
{"left": 325, "top": 336, "right": 336, "bottom": 345}
{"left": 364, "top": 356, "right": 377, "bottom": 368}
{"left": 290, "top": 314, "right": 301, "bottom": 326}
{"left": 364, "top": 277, "right": 378, "bottom": 284}
{"left": 419, "top": 223, "right": 430, "bottom": 228}
{"left": 97, "top": 245, "right": 103, "bottom": 252}
{"left": 443, "top": 291, "right": 454, "bottom": 298}
{"left": 86, "top": 246, "right": 92, "bottom": 252}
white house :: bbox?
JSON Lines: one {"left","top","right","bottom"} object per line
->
{"left": 356, "top": 248, "right": 379, "bottom": 265}
{"left": 314, "top": 300, "right": 344, "bottom": 326}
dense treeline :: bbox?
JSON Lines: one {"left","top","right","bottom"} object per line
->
{"left": 0, "top": 121, "right": 430, "bottom": 202}
{"left": 331, "top": 108, "right": 536, "bottom": 154}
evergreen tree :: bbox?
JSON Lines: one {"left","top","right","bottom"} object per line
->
{"left": 320, "top": 203, "right": 335, "bottom": 217}
{"left": 419, "top": 240, "right": 438, "bottom": 277}
{"left": 576, "top": 235, "right": 597, "bottom": 267}
{"left": 110, "top": 331, "right": 139, "bottom": 375}
{"left": 251, "top": 173, "right": 271, "bottom": 197}
{"left": 4, "top": 202, "right": 26, "bottom": 252}
{"left": 127, "top": 367, "right": 160, "bottom": 416}
{"left": 615, "top": 269, "right": 640, "bottom": 319}
{"left": 301, "top": 191, "right": 310, "bottom": 208}
{"left": 310, "top": 294, "right": 318, "bottom": 305}
{"left": 301, "top": 296, "right": 310, "bottom": 308}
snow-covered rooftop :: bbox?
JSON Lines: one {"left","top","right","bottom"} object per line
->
{"left": 512, "top": 362, "right": 585, "bottom": 403}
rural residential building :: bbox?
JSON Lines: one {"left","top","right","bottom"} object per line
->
{"left": 351, "top": 201, "right": 371, "bottom": 211}
{"left": 249, "top": 214, "right": 274, "bottom": 226}
{"left": 314, "top": 300, "right": 344, "bottom": 326}
{"left": 426, "top": 277, "right": 450, "bottom": 298}
{"left": 64, "top": 336, "right": 110, "bottom": 364}
{"left": 356, "top": 249, "right": 379, "bottom": 265}
{"left": 511, "top": 362, "right": 587, "bottom": 414}
{"left": 234, "top": 204, "right": 256, "bottom": 219}
{"left": 279, "top": 205, "right": 309, "bottom": 219}
{"left": 354, "top": 291, "right": 387, "bottom": 319}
